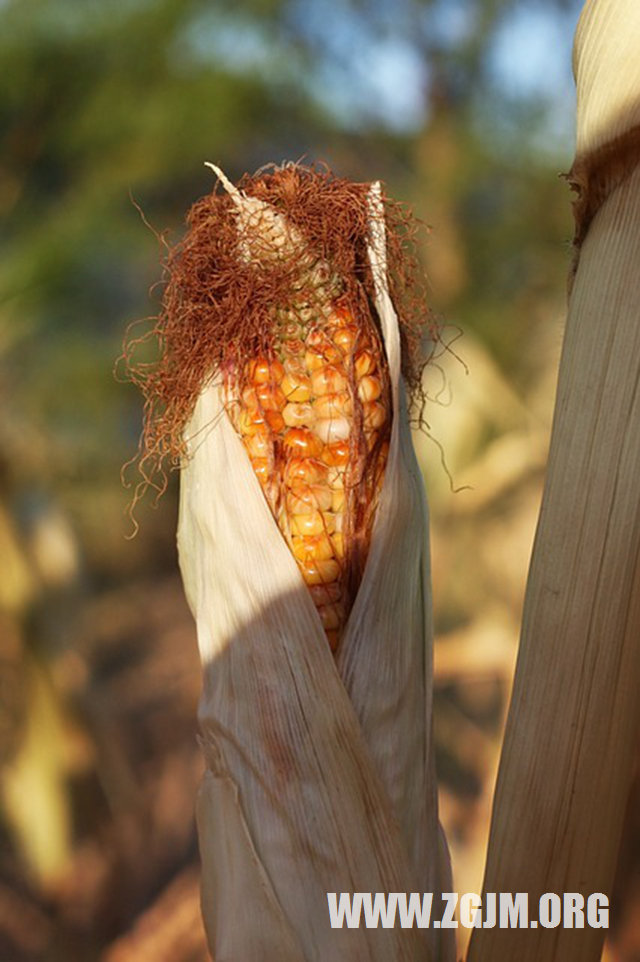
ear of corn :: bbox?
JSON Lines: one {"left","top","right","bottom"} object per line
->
{"left": 211, "top": 164, "right": 391, "bottom": 652}
{"left": 177, "top": 173, "right": 454, "bottom": 961}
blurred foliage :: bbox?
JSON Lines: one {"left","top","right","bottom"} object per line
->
{"left": 5, "top": 1, "right": 638, "bottom": 960}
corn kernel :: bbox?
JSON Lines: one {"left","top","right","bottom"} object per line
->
{"left": 282, "top": 371, "right": 312, "bottom": 402}
{"left": 311, "top": 365, "right": 348, "bottom": 396}
{"left": 312, "top": 392, "right": 352, "bottom": 420}
{"left": 284, "top": 458, "right": 328, "bottom": 485}
{"left": 298, "top": 557, "right": 341, "bottom": 585}
{"left": 282, "top": 428, "right": 323, "bottom": 458}
{"left": 326, "top": 466, "right": 344, "bottom": 488}
{"left": 357, "top": 375, "right": 382, "bottom": 403}
{"left": 286, "top": 484, "right": 332, "bottom": 514}
{"left": 246, "top": 357, "right": 284, "bottom": 386}
{"left": 282, "top": 337, "right": 306, "bottom": 357}
{"left": 264, "top": 410, "right": 285, "bottom": 432}
{"left": 304, "top": 349, "right": 325, "bottom": 372}
{"left": 363, "top": 401, "right": 387, "bottom": 430}
{"left": 314, "top": 416, "right": 351, "bottom": 444}
{"left": 317, "top": 603, "right": 342, "bottom": 630}
{"left": 242, "top": 384, "right": 286, "bottom": 412}
{"left": 245, "top": 427, "right": 271, "bottom": 459}
{"left": 354, "top": 349, "right": 376, "bottom": 377}
{"left": 282, "top": 402, "right": 314, "bottom": 428}
{"left": 291, "top": 534, "right": 334, "bottom": 562}
{"left": 251, "top": 457, "right": 270, "bottom": 484}
{"left": 309, "top": 582, "right": 342, "bottom": 605}
{"left": 331, "top": 531, "right": 345, "bottom": 558}
{"left": 321, "top": 439, "right": 350, "bottom": 466}
{"left": 332, "top": 325, "right": 358, "bottom": 354}
{"left": 291, "top": 510, "right": 335, "bottom": 537}
{"left": 307, "top": 329, "right": 341, "bottom": 363}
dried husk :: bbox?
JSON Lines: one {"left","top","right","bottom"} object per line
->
{"left": 178, "top": 182, "right": 454, "bottom": 961}
{"left": 467, "top": 2, "right": 640, "bottom": 960}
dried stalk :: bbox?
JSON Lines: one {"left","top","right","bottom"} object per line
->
{"left": 467, "top": 2, "right": 640, "bottom": 959}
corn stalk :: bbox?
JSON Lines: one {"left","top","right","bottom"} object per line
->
{"left": 467, "top": 1, "right": 640, "bottom": 959}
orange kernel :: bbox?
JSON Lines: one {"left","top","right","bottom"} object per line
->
{"left": 284, "top": 458, "right": 328, "bottom": 485}
{"left": 357, "top": 375, "right": 382, "bottom": 403}
{"left": 290, "top": 510, "right": 335, "bottom": 537}
{"left": 286, "top": 484, "right": 332, "bottom": 515}
{"left": 282, "top": 428, "right": 323, "bottom": 458}
{"left": 297, "top": 557, "right": 341, "bottom": 585}
{"left": 291, "top": 533, "right": 334, "bottom": 562}
{"left": 354, "top": 350, "right": 376, "bottom": 377}
{"left": 246, "top": 357, "right": 284, "bottom": 386}
{"left": 363, "top": 400, "right": 387, "bottom": 430}
{"left": 311, "top": 365, "right": 348, "bottom": 396}
{"left": 321, "top": 439, "right": 350, "bottom": 466}
{"left": 282, "top": 371, "right": 312, "bottom": 402}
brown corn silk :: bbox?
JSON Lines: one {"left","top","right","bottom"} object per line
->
{"left": 123, "top": 163, "right": 437, "bottom": 651}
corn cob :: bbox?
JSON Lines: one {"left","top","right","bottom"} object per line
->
{"left": 212, "top": 166, "right": 391, "bottom": 652}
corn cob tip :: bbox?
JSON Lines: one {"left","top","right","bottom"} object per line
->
{"left": 204, "top": 162, "right": 241, "bottom": 200}
{"left": 205, "top": 162, "right": 302, "bottom": 263}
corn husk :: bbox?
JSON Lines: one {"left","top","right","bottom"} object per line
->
{"left": 177, "top": 179, "right": 454, "bottom": 961}
{"left": 467, "top": 3, "right": 640, "bottom": 960}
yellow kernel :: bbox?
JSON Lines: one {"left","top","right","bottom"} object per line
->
{"left": 284, "top": 458, "right": 328, "bottom": 485}
{"left": 282, "top": 371, "right": 312, "bottom": 402}
{"left": 286, "top": 484, "right": 332, "bottom": 514}
{"left": 312, "top": 392, "right": 352, "bottom": 419}
{"left": 282, "top": 402, "right": 314, "bottom": 428}
{"left": 363, "top": 401, "right": 387, "bottom": 430}
{"left": 304, "top": 349, "right": 325, "bottom": 373}
{"left": 290, "top": 510, "right": 335, "bottom": 537}
{"left": 282, "top": 428, "right": 323, "bottom": 458}
{"left": 291, "top": 534, "right": 334, "bottom": 562}
{"left": 297, "top": 557, "right": 341, "bottom": 585}
{"left": 311, "top": 365, "right": 348, "bottom": 396}
{"left": 331, "top": 487, "right": 345, "bottom": 513}
{"left": 332, "top": 325, "right": 358, "bottom": 354}
{"left": 357, "top": 375, "right": 382, "bottom": 403}
{"left": 233, "top": 406, "right": 262, "bottom": 435}
{"left": 326, "top": 466, "right": 344, "bottom": 488}
{"left": 314, "top": 416, "right": 351, "bottom": 444}
{"left": 331, "top": 531, "right": 345, "bottom": 558}
{"left": 355, "top": 350, "right": 376, "bottom": 377}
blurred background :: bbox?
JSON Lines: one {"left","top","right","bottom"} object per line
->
{"left": 1, "top": 0, "right": 638, "bottom": 959}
